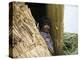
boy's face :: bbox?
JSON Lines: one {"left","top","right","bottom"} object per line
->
{"left": 43, "top": 24, "right": 50, "bottom": 33}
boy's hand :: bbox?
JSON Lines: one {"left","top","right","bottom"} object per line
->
{"left": 49, "top": 48, "right": 54, "bottom": 54}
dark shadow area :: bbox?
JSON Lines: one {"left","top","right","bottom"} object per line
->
{"left": 25, "top": 2, "right": 47, "bottom": 23}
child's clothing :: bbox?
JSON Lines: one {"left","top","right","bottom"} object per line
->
{"left": 40, "top": 32, "right": 54, "bottom": 52}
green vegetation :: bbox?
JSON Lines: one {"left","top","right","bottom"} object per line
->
{"left": 63, "top": 32, "right": 78, "bottom": 55}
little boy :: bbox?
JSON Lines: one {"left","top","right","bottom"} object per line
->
{"left": 39, "top": 17, "right": 54, "bottom": 55}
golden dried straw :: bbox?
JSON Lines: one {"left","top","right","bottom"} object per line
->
{"left": 9, "top": 2, "right": 51, "bottom": 58}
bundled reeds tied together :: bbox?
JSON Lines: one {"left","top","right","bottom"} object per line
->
{"left": 9, "top": 2, "right": 51, "bottom": 58}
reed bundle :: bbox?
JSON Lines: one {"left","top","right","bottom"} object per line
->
{"left": 9, "top": 2, "right": 51, "bottom": 58}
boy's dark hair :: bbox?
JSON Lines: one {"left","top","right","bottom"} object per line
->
{"left": 39, "top": 17, "right": 51, "bottom": 30}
